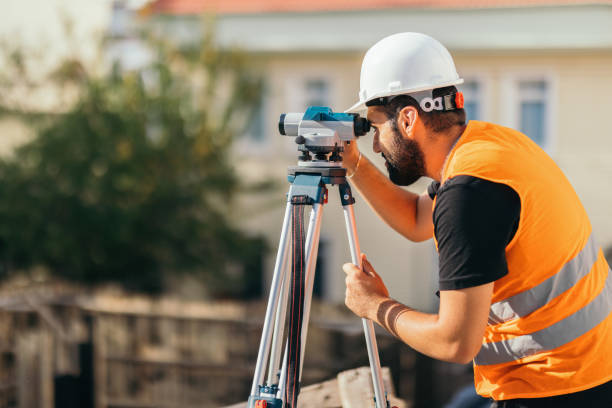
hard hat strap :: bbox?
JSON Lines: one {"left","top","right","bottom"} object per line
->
{"left": 366, "top": 91, "right": 464, "bottom": 113}
{"left": 420, "top": 92, "right": 464, "bottom": 112}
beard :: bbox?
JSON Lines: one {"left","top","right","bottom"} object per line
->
{"left": 382, "top": 123, "right": 426, "bottom": 186}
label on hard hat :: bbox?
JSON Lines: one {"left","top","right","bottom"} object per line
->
{"left": 420, "top": 97, "right": 443, "bottom": 112}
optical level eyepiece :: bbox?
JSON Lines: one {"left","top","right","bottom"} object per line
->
{"left": 353, "top": 116, "right": 370, "bottom": 136}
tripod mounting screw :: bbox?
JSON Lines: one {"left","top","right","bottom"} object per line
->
{"left": 259, "top": 385, "right": 278, "bottom": 394}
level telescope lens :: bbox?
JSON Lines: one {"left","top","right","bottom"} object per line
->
{"left": 278, "top": 113, "right": 302, "bottom": 136}
{"left": 278, "top": 113, "right": 287, "bottom": 135}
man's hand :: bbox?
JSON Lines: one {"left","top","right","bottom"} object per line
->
{"left": 342, "top": 140, "right": 361, "bottom": 175}
{"left": 343, "top": 254, "right": 389, "bottom": 320}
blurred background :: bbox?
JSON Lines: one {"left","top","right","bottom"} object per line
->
{"left": 0, "top": 0, "right": 611, "bottom": 407}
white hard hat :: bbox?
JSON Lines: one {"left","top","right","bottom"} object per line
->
{"left": 346, "top": 32, "right": 464, "bottom": 113}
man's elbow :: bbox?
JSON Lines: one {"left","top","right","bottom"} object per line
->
{"left": 400, "top": 226, "right": 433, "bottom": 243}
{"left": 444, "top": 340, "right": 482, "bottom": 364}
{"left": 410, "top": 232, "right": 433, "bottom": 243}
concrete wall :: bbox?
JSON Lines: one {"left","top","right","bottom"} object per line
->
{"left": 3, "top": 3, "right": 610, "bottom": 311}
{"left": 237, "top": 53, "right": 441, "bottom": 312}
{"left": 453, "top": 52, "right": 612, "bottom": 245}
{"left": 238, "top": 50, "right": 612, "bottom": 312}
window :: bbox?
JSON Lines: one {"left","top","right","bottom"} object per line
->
{"left": 245, "top": 98, "right": 266, "bottom": 143}
{"left": 304, "top": 78, "right": 330, "bottom": 109}
{"left": 461, "top": 80, "right": 481, "bottom": 121}
{"left": 518, "top": 80, "right": 548, "bottom": 147}
{"left": 283, "top": 75, "right": 334, "bottom": 153}
{"left": 241, "top": 85, "right": 267, "bottom": 145}
{"left": 501, "top": 73, "right": 556, "bottom": 152}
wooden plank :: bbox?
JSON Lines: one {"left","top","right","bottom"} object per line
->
{"left": 16, "top": 332, "right": 38, "bottom": 408}
{"left": 337, "top": 367, "right": 409, "bottom": 408}
{"left": 220, "top": 377, "right": 342, "bottom": 408}
{"left": 337, "top": 367, "right": 376, "bottom": 408}
{"left": 39, "top": 330, "right": 53, "bottom": 408}
{"left": 93, "top": 316, "right": 107, "bottom": 408}
{"left": 103, "top": 356, "right": 253, "bottom": 376}
{"left": 299, "top": 376, "right": 342, "bottom": 407}
{"left": 0, "top": 382, "right": 17, "bottom": 392}
{"left": 223, "top": 367, "right": 409, "bottom": 408}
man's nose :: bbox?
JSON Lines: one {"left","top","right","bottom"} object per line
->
{"left": 373, "top": 133, "right": 382, "bottom": 154}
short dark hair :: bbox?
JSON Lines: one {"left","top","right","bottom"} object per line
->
{"left": 380, "top": 86, "right": 466, "bottom": 133}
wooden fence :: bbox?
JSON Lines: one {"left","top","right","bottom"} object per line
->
{"left": 0, "top": 309, "right": 17, "bottom": 408}
{"left": 87, "top": 299, "right": 413, "bottom": 407}
{"left": 0, "top": 286, "right": 474, "bottom": 408}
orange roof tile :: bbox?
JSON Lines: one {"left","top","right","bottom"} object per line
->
{"left": 146, "top": 0, "right": 612, "bottom": 15}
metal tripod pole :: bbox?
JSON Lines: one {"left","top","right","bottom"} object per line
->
{"left": 249, "top": 190, "right": 293, "bottom": 398}
{"left": 248, "top": 169, "right": 389, "bottom": 408}
{"left": 341, "top": 182, "right": 387, "bottom": 408}
{"left": 275, "top": 202, "right": 324, "bottom": 397}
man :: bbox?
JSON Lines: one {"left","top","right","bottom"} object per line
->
{"left": 341, "top": 32, "right": 612, "bottom": 407}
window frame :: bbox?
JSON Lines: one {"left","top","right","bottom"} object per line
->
{"left": 500, "top": 70, "right": 558, "bottom": 154}
{"left": 235, "top": 83, "right": 271, "bottom": 155}
{"left": 282, "top": 72, "right": 337, "bottom": 154}
{"left": 458, "top": 73, "right": 491, "bottom": 123}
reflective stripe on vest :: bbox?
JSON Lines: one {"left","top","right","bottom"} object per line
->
{"left": 475, "top": 266, "right": 612, "bottom": 366}
{"left": 441, "top": 122, "right": 612, "bottom": 398}
{"left": 488, "top": 235, "right": 599, "bottom": 324}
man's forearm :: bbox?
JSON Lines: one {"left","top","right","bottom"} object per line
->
{"left": 370, "top": 298, "right": 472, "bottom": 363}
{"left": 349, "top": 155, "right": 432, "bottom": 242}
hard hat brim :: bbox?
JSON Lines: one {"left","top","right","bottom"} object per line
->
{"left": 344, "top": 78, "right": 464, "bottom": 114}
{"left": 344, "top": 100, "right": 367, "bottom": 114}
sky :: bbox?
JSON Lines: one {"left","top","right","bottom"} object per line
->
{"left": 0, "top": 0, "right": 147, "bottom": 69}
{"left": 0, "top": 0, "right": 144, "bottom": 154}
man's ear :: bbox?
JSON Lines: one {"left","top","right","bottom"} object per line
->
{"left": 397, "top": 106, "right": 418, "bottom": 139}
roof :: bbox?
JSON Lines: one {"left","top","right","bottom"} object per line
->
{"left": 146, "top": 0, "right": 612, "bottom": 15}
{"left": 139, "top": 1, "right": 612, "bottom": 52}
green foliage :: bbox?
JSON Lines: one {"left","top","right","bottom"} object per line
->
{"left": 0, "top": 32, "right": 266, "bottom": 296}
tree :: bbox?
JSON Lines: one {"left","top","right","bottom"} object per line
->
{"left": 0, "top": 31, "right": 267, "bottom": 296}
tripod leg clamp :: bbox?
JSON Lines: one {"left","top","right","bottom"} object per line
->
{"left": 247, "top": 396, "right": 282, "bottom": 408}
{"left": 339, "top": 182, "right": 356, "bottom": 205}
{"left": 289, "top": 174, "right": 326, "bottom": 204}
{"left": 290, "top": 195, "right": 313, "bottom": 206}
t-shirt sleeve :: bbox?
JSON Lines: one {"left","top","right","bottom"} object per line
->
{"left": 433, "top": 175, "right": 520, "bottom": 291}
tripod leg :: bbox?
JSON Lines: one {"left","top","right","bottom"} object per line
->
{"left": 276, "top": 341, "right": 289, "bottom": 401}
{"left": 299, "top": 203, "right": 324, "bottom": 378}
{"left": 276, "top": 202, "right": 324, "bottom": 402}
{"left": 270, "top": 202, "right": 321, "bottom": 387}
{"left": 342, "top": 191, "right": 388, "bottom": 408}
{"left": 249, "top": 195, "right": 293, "bottom": 398}
{"left": 267, "top": 237, "right": 291, "bottom": 385}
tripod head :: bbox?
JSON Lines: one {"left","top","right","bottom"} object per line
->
{"left": 279, "top": 106, "right": 370, "bottom": 166}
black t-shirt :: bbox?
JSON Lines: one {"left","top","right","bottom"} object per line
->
{"left": 429, "top": 176, "right": 612, "bottom": 405}
{"left": 428, "top": 175, "right": 520, "bottom": 291}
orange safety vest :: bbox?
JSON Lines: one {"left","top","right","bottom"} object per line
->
{"left": 434, "top": 120, "right": 612, "bottom": 400}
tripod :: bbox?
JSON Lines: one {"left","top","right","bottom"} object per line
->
{"left": 247, "top": 165, "right": 390, "bottom": 408}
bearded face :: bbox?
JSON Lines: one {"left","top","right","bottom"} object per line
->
{"left": 380, "top": 120, "right": 426, "bottom": 186}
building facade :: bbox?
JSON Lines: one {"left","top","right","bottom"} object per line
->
{"left": 144, "top": 0, "right": 612, "bottom": 311}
